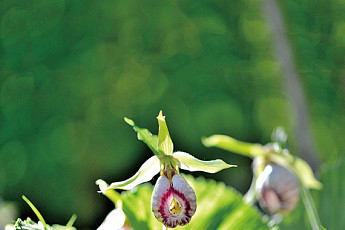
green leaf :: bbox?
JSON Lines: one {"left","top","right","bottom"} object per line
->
{"left": 120, "top": 175, "right": 274, "bottom": 230}
{"left": 180, "top": 175, "right": 272, "bottom": 230}
{"left": 124, "top": 117, "right": 161, "bottom": 157}
{"left": 105, "top": 156, "right": 160, "bottom": 191}
{"left": 202, "top": 135, "right": 266, "bottom": 158}
{"left": 173, "top": 151, "right": 236, "bottom": 173}
{"left": 317, "top": 159, "right": 345, "bottom": 230}
{"left": 22, "top": 196, "right": 47, "bottom": 228}
{"left": 121, "top": 184, "right": 162, "bottom": 230}
{"left": 157, "top": 110, "right": 174, "bottom": 156}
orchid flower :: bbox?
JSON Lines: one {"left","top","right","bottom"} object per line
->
{"left": 254, "top": 160, "right": 301, "bottom": 214}
{"left": 202, "top": 127, "right": 323, "bottom": 228}
{"left": 100, "top": 111, "right": 235, "bottom": 228}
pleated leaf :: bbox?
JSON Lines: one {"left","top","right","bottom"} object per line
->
{"left": 121, "top": 175, "right": 274, "bottom": 230}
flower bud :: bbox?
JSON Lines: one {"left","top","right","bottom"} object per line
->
{"left": 255, "top": 163, "right": 300, "bottom": 214}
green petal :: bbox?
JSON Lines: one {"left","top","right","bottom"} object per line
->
{"left": 124, "top": 117, "right": 162, "bottom": 158}
{"left": 157, "top": 110, "right": 174, "bottom": 155}
{"left": 173, "top": 151, "right": 236, "bottom": 173}
{"left": 202, "top": 135, "right": 266, "bottom": 158}
{"left": 105, "top": 156, "right": 160, "bottom": 191}
{"left": 269, "top": 153, "right": 322, "bottom": 190}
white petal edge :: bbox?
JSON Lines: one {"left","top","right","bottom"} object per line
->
{"left": 173, "top": 151, "right": 236, "bottom": 173}
{"left": 151, "top": 175, "right": 171, "bottom": 222}
{"left": 96, "top": 208, "right": 126, "bottom": 230}
{"left": 106, "top": 156, "right": 160, "bottom": 191}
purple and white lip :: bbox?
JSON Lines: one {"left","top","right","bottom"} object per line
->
{"left": 151, "top": 174, "right": 197, "bottom": 228}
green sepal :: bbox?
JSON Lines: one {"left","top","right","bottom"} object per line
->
{"left": 157, "top": 110, "right": 174, "bottom": 156}
{"left": 124, "top": 117, "right": 162, "bottom": 158}
{"left": 104, "top": 156, "right": 160, "bottom": 191}
{"left": 173, "top": 151, "right": 236, "bottom": 173}
{"left": 96, "top": 179, "right": 123, "bottom": 208}
{"left": 202, "top": 135, "right": 266, "bottom": 158}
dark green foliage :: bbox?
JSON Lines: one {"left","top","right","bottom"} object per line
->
{"left": 279, "top": 0, "right": 345, "bottom": 163}
{"left": 0, "top": 0, "right": 343, "bottom": 228}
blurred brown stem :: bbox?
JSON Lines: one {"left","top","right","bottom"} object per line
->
{"left": 261, "top": 0, "right": 320, "bottom": 173}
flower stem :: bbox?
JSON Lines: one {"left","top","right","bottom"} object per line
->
{"left": 301, "top": 187, "right": 322, "bottom": 230}
{"left": 244, "top": 174, "right": 257, "bottom": 205}
{"left": 66, "top": 214, "right": 77, "bottom": 227}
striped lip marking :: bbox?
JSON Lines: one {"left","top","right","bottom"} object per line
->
{"left": 151, "top": 174, "right": 197, "bottom": 228}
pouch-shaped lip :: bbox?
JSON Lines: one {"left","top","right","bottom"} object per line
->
{"left": 151, "top": 174, "right": 197, "bottom": 228}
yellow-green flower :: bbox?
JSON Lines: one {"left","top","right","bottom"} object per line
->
{"left": 100, "top": 111, "right": 235, "bottom": 228}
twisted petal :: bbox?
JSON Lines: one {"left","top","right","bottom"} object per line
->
{"left": 151, "top": 174, "right": 196, "bottom": 228}
{"left": 173, "top": 151, "right": 236, "bottom": 173}
{"left": 105, "top": 156, "right": 160, "bottom": 191}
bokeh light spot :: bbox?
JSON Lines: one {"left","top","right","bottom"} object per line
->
{"left": 0, "top": 141, "right": 27, "bottom": 190}
{"left": 254, "top": 97, "right": 293, "bottom": 138}
{"left": 0, "top": 74, "right": 35, "bottom": 117}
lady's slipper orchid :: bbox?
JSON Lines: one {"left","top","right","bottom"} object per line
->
{"left": 100, "top": 111, "right": 235, "bottom": 228}
{"left": 202, "top": 128, "right": 323, "bottom": 229}
{"left": 255, "top": 163, "right": 300, "bottom": 214}
{"left": 151, "top": 174, "right": 196, "bottom": 228}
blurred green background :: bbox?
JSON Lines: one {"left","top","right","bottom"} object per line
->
{"left": 0, "top": 0, "right": 344, "bottom": 229}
